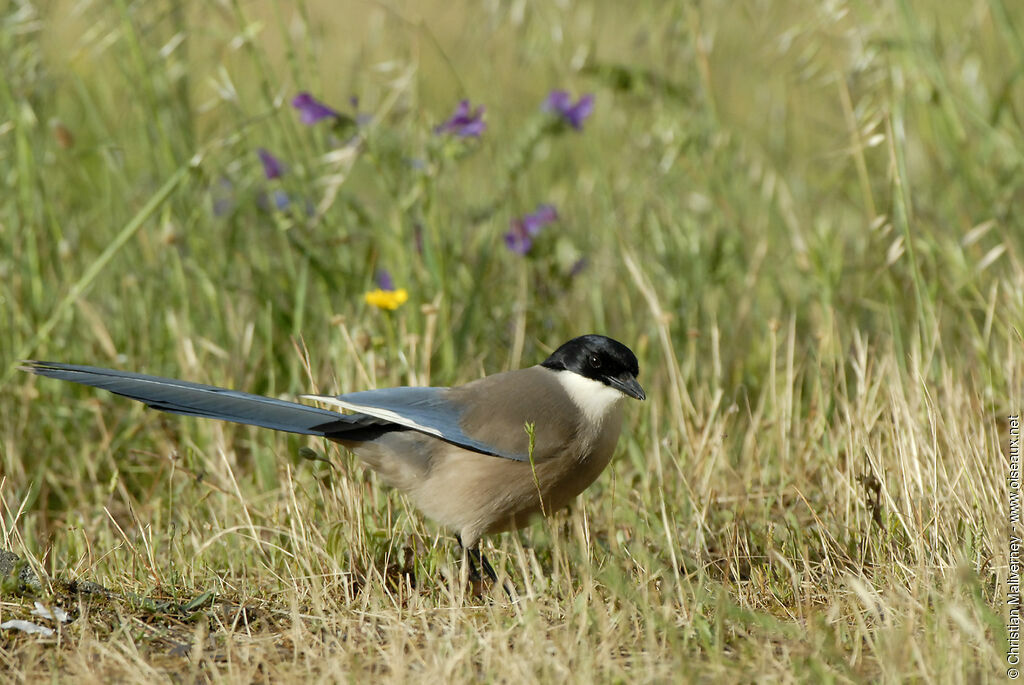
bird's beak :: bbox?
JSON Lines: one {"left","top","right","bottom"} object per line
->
{"left": 609, "top": 374, "right": 646, "bottom": 401}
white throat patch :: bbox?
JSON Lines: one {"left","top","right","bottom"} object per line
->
{"left": 554, "top": 370, "right": 627, "bottom": 424}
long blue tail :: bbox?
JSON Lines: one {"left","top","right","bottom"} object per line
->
{"left": 22, "top": 361, "right": 384, "bottom": 438}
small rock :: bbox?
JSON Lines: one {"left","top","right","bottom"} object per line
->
{"left": 67, "top": 578, "right": 110, "bottom": 596}
{"left": 31, "top": 601, "right": 71, "bottom": 623}
{"left": 0, "top": 619, "right": 54, "bottom": 637}
{"left": 0, "top": 548, "right": 42, "bottom": 591}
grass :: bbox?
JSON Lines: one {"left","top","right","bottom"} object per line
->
{"left": 1, "top": 0, "right": 1020, "bottom": 680}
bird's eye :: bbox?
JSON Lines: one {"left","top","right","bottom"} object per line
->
{"left": 588, "top": 354, "right": 601, "bottom": 369}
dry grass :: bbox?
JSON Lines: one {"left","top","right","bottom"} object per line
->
{"left": 1, "top": 0, "right": 1020, "bottom": 681}
{"left": 2, "top": 319, "right": 1013, "bottom": 681}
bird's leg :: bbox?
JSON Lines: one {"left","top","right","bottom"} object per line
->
{"left": 456, "top": 535, "right": 515, "bottom": 600}
{"left": 468, "top": 546, "right": 499, "bottom": 583}
{"left": 456, "top": 534, "right": 485, "bottom": 582}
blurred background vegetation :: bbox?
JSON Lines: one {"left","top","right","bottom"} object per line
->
{"left": 1, "top": 0, "right": 1021, "bottom": 679}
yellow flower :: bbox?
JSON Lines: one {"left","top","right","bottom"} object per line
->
{"left": 364, "top": 288, "right": 409, "bottom": 311}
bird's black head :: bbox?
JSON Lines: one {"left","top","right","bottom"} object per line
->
{"left": 541, "top": 334, "right": 646, "bottom": 400}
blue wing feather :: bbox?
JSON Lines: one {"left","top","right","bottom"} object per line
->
{"left": 325, "top": 386, "right": 529, "bottom": 461}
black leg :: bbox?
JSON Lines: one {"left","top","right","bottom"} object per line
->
{"left": 467, "top": 546, "right": 499, "bottom": 583}
{"left": 456, "top": 535, "right": 516, "bottom": 599}
{"left": 456, "top": 535, "right": 481, "bottom": 581}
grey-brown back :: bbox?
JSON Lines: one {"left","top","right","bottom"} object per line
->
{"left": 334, "top": 366, "right": 626, "bottom": 546}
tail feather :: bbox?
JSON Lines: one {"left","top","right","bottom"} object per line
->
{"left": 21, "top": 361, "right": 384, "bottom": 438}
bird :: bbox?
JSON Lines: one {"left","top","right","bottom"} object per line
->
{"left": 22, "top": 334, "right": 645, "bottom": 585}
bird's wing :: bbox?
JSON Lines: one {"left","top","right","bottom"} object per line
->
{"left": 301, "top": 386, "right": 532, "bottom": 462}
{"left": 304, "top": 368, "right": 583, "bottom": 463}
{"left": 446, "top": 367, "right": 581, "bottom": 462}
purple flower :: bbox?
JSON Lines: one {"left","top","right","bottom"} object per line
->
{"left": 375, "top": 268, "right": 395, "bottom": 291}
{"left": 257, "top": 148, "right": 283, "bottom": 179}
{"left": 435, "top": 99, "right": 486, "bottom": 138}
{"left": 504, "top": 230, "right": 532, "bottom": 256}
{"left": 292, "top": 92, "right": 341, "bottom": 125}
{"left": 272, "top": 189, "right": 291, "bottom": 210}
{"left": 504, "top": 204, "right": 559, "bottom": 256}
{"left": 543, "top": 90, "right": 594, "bottom": 130}
{"left": 523, "top": 204, "right": 558, "bottom": 231}
{"left": 256, "top": 189, "right": 292, "bottom": 212}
